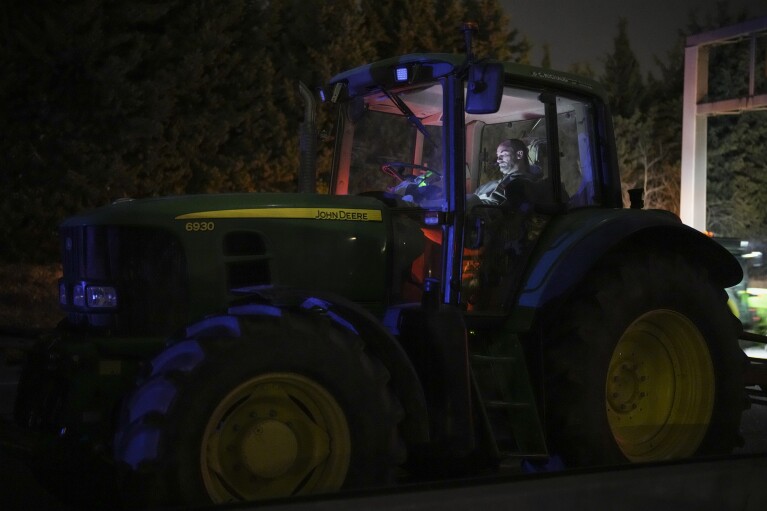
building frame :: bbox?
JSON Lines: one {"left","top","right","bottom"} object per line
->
{"left": 680, "top": 16, "right": 767, "bottom": 231}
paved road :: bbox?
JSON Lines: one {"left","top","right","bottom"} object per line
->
{"left": 0, "top": 361, "right": 74, "bottom": 510}
{"left": 2, "top": 353, "right": 767, "bottom": 511}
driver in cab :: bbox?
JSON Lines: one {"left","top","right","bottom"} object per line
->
{"left": 474, "top": 139, "right": 541, "bottom": 207}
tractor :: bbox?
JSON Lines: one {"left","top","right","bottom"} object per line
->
{"left": 11, "top": 27, "right": 753, "bottom": 507}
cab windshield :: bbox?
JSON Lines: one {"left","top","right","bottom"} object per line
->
{"left": 331, "top": 83, "right": 447, "bottom": 210}
{"left": 331, "top": 79, "right": 600, "bottom": 211}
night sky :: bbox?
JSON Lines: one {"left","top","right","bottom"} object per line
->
{"left": 501, "top": 0, "right": 767, "bottom": 74}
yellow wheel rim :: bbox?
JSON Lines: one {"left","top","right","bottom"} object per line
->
{"left": 201, "top": 372, "right": 350, "bottom": 502}
{"left": 606, "top": 310, "right": 715, "bottom": 461}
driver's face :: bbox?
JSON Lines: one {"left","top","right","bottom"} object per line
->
{"left": 496, "top": 149, "right": 513, "bottom": 174}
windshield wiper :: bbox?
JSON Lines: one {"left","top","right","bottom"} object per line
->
{"left": 381, "top": 87, "right": 434, "bottom": 144}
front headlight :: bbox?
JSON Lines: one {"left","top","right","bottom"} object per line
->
{"left": 86, "top": 285, "right": 118, "bottom": 308}
{"left": 70, "top": 282, "right": 118, "bottom": 309}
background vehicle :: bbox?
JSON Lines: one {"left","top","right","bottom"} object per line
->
{"left": 9, "top": 28, "right": 755, "bottom": 508}
{"left": 713, "top": 237, "right": 763, "bottom": 332}
{"left": 750, "top": 290, "right": 767, "bottom": 337}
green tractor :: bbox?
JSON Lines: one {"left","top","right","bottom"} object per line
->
{"left": 13, "top": 29, "right": 749, "bottom": 507}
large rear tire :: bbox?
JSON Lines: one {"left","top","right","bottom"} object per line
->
{"left": 114, "top": 311, "right": 404, "bottom": 507}
{"left": 542, "top": 250, "right": 745, "bottom": 466}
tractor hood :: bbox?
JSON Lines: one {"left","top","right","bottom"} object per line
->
{"left": 61, "top": 192, "right": 387, "bottom": 228}
{"left": 58, "top": 193, "right": 396, "bottom": 332}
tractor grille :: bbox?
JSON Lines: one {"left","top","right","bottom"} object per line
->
{"left": 59, "top": 225, "right": 188, "bottom": 336}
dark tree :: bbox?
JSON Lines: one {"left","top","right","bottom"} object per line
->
{"left": 602, "top": 18, "right": 645, "bottom": 118}
{"left": 0, "top": 0, "right": 529, "bottom": 263}
{"left": 689, "top": 3, "right": 767, "bottom": 239}
{"left": 1, "top": 0, "right": 298, "bottom": 261}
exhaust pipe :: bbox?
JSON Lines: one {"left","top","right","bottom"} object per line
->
{"left": 298, "top": 81, "right": 317, "bottom": 193}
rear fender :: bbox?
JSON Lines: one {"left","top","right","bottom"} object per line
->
{"left": 514, "top": 209, "right": 742, "bottom": 322}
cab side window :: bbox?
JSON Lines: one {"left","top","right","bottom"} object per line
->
{"left": 556, "top": 97, "right": 599, "bottom": 208}
{"left": 462, "top": 90, "right": 601, "bottom": 311}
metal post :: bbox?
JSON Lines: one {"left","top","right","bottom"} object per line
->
{"left": 680, "top": 45, "right": 709, "bottom": 231}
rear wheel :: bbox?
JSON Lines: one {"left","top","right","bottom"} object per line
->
{"left": 543, "top": 250, "right": 745, "bottom": 466}
{"left": 606, "top": 310, "right": 715, "bottom": 460}
{"left": 114, "top": 311, "right": 404, "bottom": 507}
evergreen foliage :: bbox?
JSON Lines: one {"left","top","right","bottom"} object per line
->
{"left": 1, "top": 0, "right": 764, "bottom": 264}
{"left": 690, "top": 4, "right": 767, "bottom": 240}
{"left": 595, "top": 1, "right": 766, "bottom": 239}
{"left": 600, "top": 18, "right": 664, "bottom": 211}
{"left": 1, "top": 0, "right": 528, "bottom": 263}
{"left": 602, "top": 18, "right": 645, "bottom": 118}
{"left": 631, "top": 2, "right": 767, "bottom": 238}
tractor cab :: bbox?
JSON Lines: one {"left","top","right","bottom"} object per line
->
{"left": 324, "top": 53, "right": 612, "bottom": 311}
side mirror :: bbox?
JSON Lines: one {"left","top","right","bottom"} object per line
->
{"left": 465, "top": 63, "right": 503, "bottom": 115}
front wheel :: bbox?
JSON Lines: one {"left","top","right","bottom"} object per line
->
{"left": 200, "top": 371, "right": 351, "bottom": 499}
{"left": 543, "top": 250, "right": 745, "bottom": 466}
{"left": 114, "top": 311, "right": 404, "bottom": 507}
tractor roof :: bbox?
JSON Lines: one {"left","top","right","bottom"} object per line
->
{"left": 328, "top": 53, "right": 607, "bottom": 102}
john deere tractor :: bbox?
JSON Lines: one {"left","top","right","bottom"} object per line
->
{"left": 13, "top": 29, "right": 748, "bottom": 507}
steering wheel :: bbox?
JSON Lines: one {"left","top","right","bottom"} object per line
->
{"left": 380, "top": 161, "right": 441, "bottom": 184}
